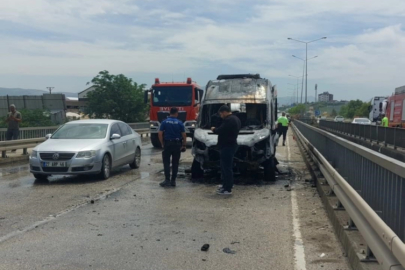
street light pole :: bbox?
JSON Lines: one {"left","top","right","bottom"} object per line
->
{"left": 288, "top": 37, "right": 327, "bottom": 103}
{"left": 289, "top": 75, "right": 303, "bottom": 104}
{"left": 305, "top": 43, "right": 308, "bottom": 103}
{"left": 301, "top": 61, "right": 305, "bottom": 103}
{"left": 292, "top": 55, "right": 318, "bottom": 104}
{"left": 288, "top": 83, "right": 298, "bottom": 104}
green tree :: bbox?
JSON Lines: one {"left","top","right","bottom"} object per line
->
{"left": 339, "top": 100, "right": 364, "bottom": 118}
{"left": 288, "top": 104, "right": 306, "bottom": 115}
{"left": 355, "top": 102, "right": 370, "bottom": 117}
{"left": 85, "top": 71, "right": 147, "bottom": 123}
{"left": 339, "top": 105, "right": 348, "bottom": 117}
{"left": 331, "top": 108, "right": 337, "bottom": 117}
{"left": 1, "top": 109, "right": 54, "bottom": 128}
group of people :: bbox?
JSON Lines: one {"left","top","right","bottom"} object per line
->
{"left": 158, "top": 106, "right": 290, "bottom": 195}
{"left": 157, "top": 106, "right": 240, "bottom": 195}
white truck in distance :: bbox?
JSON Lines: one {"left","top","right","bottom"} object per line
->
{"left": 368, "top": 96, "right": 387, "bottom": 123}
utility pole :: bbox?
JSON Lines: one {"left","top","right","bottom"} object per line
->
{"left": 315, "top": 84, "right": 318, "bottom": 103}
{"left": 46, "top": 87, "right": 54, "bottom": 94}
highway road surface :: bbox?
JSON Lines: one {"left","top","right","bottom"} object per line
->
{"left": 0, "top": 133, "right": 350, "bottom": 270}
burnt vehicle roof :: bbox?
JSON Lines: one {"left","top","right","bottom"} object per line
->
{"left": 216, "top": 74, "right": 261, "bottom": 80}
{"left": 204, "top": 75, "right": 271, "bottom": 104}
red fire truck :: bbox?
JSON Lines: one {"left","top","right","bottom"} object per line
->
{"left": 386, "top": 85, "right": 405, "bottom": 128}
{"left": 144, "top": 78, "right": 204, "bottom": 147}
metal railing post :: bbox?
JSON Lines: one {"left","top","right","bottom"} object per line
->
{"left": 344, "top": 218, "right": 358, "bottom": 231}
{"left": 376, "top": 126, "right": 379, "bottom": 145}
{"left": 359, "top": 246, "right": 378, "bottom": 263}
{"left": 394, "top": 128, "right": 397, "bottom": 150}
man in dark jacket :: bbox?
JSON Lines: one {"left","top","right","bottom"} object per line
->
{"left": 211, "top": 105, "right": 241, "bottom": 195}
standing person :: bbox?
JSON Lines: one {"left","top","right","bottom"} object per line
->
{"left": 158, "top": 107, "right": 187, "bottom": 187}
{"left": 211, "top": 105, "right": 241, "bottom": 195}
{"left": 277, "top": 112, "right": 289, "bottom": 146}
{"left": 5, "top": 105, "right": 22, "bottom": 152}
{"left": 381, "top": 113, "right": 389, "bottom": 127}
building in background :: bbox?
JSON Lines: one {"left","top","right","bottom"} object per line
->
{"left": 66, "top": 96, "right": 88, "bottom": 115}
{"left": 318, "top": 91, "right": 334, "bottom": 102}
{"left": 78, "top": 86, "right": 96, "bottom": 101}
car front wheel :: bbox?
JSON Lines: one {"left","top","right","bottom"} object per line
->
{"left": 263, "top": 157, "right": 276, "bottom": 182}
{"left": 99, "top": 154, "right": 111, "bottom": 180}
{"left": 130, "top": 147, "right": 141, "bottom": 169}
{"left": 191, "top": 159, "right": 204, "bottom": 179}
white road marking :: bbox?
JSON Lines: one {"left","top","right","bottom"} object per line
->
{"left": 287, "top": 135, "right": 308, "bottom": 270}
{"left": 0, "top": 188, "right": 121, "bottom": 244}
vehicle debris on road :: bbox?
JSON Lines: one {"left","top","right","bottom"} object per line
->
{"left": 223, "top": 247, "right": 236, "bottom": 254}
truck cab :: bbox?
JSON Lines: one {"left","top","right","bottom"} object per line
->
{"left": 368, "top": 96, "right": 388, "bottom": 123}
{"left": 144, "top": 78, "right": 204, "bottom": 147}
{"left": 191, "top": 74, "right": 278, "bottom": 181}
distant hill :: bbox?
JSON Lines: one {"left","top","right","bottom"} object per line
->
{"left": 0, "top": 88, "right": 78, "bottom": 98}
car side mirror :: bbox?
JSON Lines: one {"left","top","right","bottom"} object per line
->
{"left": 110, "top": 134, "right": 121, "bottom": 140}
{"left": 45, "top": 134, "right": 52, "bottom": 139}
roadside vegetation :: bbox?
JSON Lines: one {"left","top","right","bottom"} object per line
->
{"left": 84, "top": 70, "right": 147, "bottom": 123}
{"left": 285, "top": 99, "right": 370, "bottom": 120}
{"left": 1, "top": 109, "right": 54, "bottom": 128}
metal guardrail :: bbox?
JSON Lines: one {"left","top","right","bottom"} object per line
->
{"left": 0, "top": 126, "right": 150, "bottom": 158}
{"left": 319, "top": 120, "right": 405, "bottom": 149}
{"left": 0, "top": 138, "right": 46, "bottom": 158}
{"left": 0, "top": 126, "right": 59, "bottom": 141}
{"left": 0, "top": 122, "right": 149, "bottom": 141}
{"left": 293, "top": 120, "right": 405, "bottom": 269}
{"left": 127, "top": 122, "right": 150, "bottom": 130}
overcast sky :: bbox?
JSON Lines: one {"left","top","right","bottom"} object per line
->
{"left": 0, "top": 0, "right": 405, "bottom": 100}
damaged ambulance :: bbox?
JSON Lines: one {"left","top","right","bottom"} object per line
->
{"left": 191, "top": 74, "right": 278, "bottom": 181}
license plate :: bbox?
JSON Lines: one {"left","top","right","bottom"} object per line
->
{"left": 43, "top": 162, "right": 67, "bottom": 167}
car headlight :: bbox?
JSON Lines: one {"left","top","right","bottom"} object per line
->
{"left": 30, "top": 150, "right": 38, "bottom": 158}
{"left": 185, "top": 121, "right": 196, "bottom": 128}
{"left": 76, "top": 150, "right": 97, "bottom": 159}
{"left": 150, "top": 122, "right": 159, "bottom": 127}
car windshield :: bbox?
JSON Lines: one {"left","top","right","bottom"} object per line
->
{"left": 355, "top": 119, "right": 369, "bottom": 123}
{"left": 152, "top": 86, "right": 192, "bottom": 106}
{"left": 51, "top": 124, "right": 108, "bottom": 139}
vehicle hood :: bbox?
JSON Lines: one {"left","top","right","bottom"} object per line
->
{"left": 34, "top": 139, "right": 106, "bottom": 152}
{"left": 194, "top": 128, "right": 270, "bottom": 147}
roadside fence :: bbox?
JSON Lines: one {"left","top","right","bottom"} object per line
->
{"left": 319, "top": 120, "right": 405, "bottom": 149}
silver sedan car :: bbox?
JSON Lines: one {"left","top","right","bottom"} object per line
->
{"left": 29, "top": 119, "right": 142, "bottom": 180}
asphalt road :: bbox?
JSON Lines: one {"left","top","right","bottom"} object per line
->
{"left": 0, "top": 134, "right": 351, "bottom": 270}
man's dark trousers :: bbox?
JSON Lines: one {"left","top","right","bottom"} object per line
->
{"left": 281, "top": 126, "right": 288, "bottom": 143}
{"left": 220, "top": 145, "right": 238, "bottom": 192}
{"left": 162, "top": 141, "right": 181, "bottom": 181}
{"left": 6, "top": 129, "right": 19, "bottom": 140}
